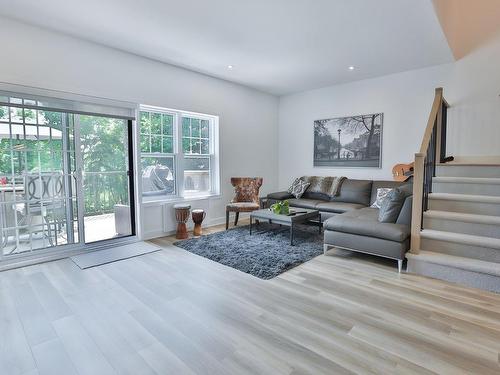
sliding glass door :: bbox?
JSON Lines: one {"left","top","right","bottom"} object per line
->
{"left": 0, "top": 96, "right": 135, "bottom": 260}
{"left": 0, "top": 107, "right": 80, "bottom": 255}
{"left": 78, "top": 115, "right": 132, "bottom": 243}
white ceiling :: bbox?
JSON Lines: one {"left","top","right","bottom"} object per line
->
{"left": 0, "top": 0, "right": 454, "bottom": 96}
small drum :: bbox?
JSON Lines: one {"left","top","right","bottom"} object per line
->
{"left": 174, "top": 204, "right": 191, "bottom": 239}
{"left": 191, "top": 209, "right": 206, "bottom": 236}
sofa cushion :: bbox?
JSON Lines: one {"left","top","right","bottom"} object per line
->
{"left": 323, "top": 207, "right": 410, "bottom": 242}
{"left": 398, "top": 183, "right": 413, "bottom": 196}
{"left": 287, "top": 198, "right": 323, "bottom": 210}
{"left": 330, "top": 179, "right": 372, "bottom": 206}
{"left": 301, "top": 191, "right": 331, "bottom": 201}
{"left": 323, "top": 206, "right": 378, "bottom": 228}
{"left": 316, "top": 201, "right": 366, "bottom": 214}
{"left": 226, "top": 202, "right": 260, "bottom": 212}
{"left": 324, "top": 231, "right": 409, "bottom": 260}
{"left": 267, "top": 191, "right": 293, "bottom": 200}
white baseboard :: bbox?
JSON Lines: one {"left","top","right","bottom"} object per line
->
{"left": 207, "top": 215, "right": 227, "bottom": 226}
{"left": 142, "top": 215, "right": 234, "bottom": 240}
{"left": 142, "top": 230, "right": 171, "bottom": 240}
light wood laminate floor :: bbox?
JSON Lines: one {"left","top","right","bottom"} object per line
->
{"left": 1, "top": 222, "right": 500, "bottom": 375}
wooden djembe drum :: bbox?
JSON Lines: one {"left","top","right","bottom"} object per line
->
{"left": 174, "top": 204, "right": 191, "bottom": 239}
{"left": 191, "top": 209, "right": 206, "bottom": 236}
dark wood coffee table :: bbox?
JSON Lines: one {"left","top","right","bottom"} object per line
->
{"left": 249, "top": 208, "right": 321, "bottom": 245}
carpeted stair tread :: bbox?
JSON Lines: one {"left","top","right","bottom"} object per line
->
{"left": 433, "top": 176, "right": 500, "bottom": 184}
{"left": 436, "top": 164, "right": 500, "bottom": 178}
{"left": 406, "top": 251, "right": 500, "bottom": 277}
{"left": 437, "top": 162, "right": 500, "bottom": 166}
{"left": 429, "top": 193, "right": 500, "bottom": 204}
{"left": 423, "top": 210, "right": 500, "bottom": 225}
{"left": 421, "top": 229, "right": 500, "bottom": 250}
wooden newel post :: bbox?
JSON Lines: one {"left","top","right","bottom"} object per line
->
{"left": 410, "top": 152, "right": 425, "bottom": 254}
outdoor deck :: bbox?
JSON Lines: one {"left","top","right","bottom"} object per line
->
{"left": 2, "top": 213, "right": 118, "bottom": 257}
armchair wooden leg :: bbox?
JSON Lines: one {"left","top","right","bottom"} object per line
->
{"left": 226, "top": 210, "right": 230, "bottom": 230}
{"left": 234, "top": 212, "right": 240, "bottom": 226}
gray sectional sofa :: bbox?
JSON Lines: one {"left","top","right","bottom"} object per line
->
{"left": 267, "top": 178, "right": 412, "bottom": 271}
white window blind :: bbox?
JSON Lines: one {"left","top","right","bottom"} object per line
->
{"left": 0, "top": 83, "right": 136, "bottom": 120}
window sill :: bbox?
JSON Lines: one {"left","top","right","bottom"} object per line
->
{"left": 141, "top": 193, "right": 222, "bottom": 207}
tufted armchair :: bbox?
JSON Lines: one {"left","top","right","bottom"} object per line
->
{"left": 226, "top": 177, "right": 263, "bottom": 230}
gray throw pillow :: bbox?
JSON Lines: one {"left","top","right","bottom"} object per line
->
{"left": 378, "top": 188, "right": 407, "bottom": 223}
{"left": 304, "top": 176, "right": 333, "bottom": 194}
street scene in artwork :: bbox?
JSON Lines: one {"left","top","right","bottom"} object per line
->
{"left": 313, "top": 113, "right": 383, "bottom": 167}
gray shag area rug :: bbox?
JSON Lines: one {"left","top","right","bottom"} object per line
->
{"left": 174, "top": 223, "right": 323, "bottom": 279}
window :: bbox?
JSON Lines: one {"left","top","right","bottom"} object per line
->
{"left": 139, "top": 106, "right": 219, "bottom": 200}
{"left": 181, "top": 116, "right": 211, "bottom": 195}
{"left": 140, "top": 111, "right": 176, "bottom": 196}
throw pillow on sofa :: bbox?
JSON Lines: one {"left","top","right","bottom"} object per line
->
{"left": 328, "top": 176, "right": 347, "bottom": 196}
{"left": 300, "top": 175, "right": 347, "bottom": 197}
{"left": 371, "top": 187, "right": 393, "bottom": 208}
{"left": 287, "top": 178, "right": 310, "bottom": 198}
{"left": 300, "top": 176, "right": 333, "bottom": 199}
{"left": 378, "top": 187, "right": 408, "bottom": 223}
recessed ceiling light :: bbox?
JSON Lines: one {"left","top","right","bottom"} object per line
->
{"left": 227, "top": 65, "right": 234, "bottom": 70}
{"left": 348, "top": 66, "right": 355, "bottom": 71}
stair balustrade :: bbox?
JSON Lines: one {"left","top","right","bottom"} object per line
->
{"left": 410, "top": 88, "right": 452, "bottom": 254}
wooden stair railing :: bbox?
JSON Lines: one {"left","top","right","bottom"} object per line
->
{"left": 410, "top": 88, "right": 451, "bottom": 254}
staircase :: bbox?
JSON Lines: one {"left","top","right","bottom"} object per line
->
{"left": 405, "top": 88, "right": 500, "bottom": 293}
{"left": 407, "top": 163, "right": 500, "bottom": 292}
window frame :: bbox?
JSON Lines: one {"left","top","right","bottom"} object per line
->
{"left": 139, "top": 105, "right": 220, "bottom": 202}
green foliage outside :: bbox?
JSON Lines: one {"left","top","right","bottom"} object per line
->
{"left": 140, "top": 111, "right": 173, "bottom": 154}
{"left": 0, "top": 108, "right": 129, "bottom": 216}
{"left": 79, "top": 115, "right": 129, "bottom": 215}
{"left": 0, "top": 109, "right": 64, "bottom": 175}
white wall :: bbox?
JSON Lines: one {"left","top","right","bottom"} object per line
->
{"left": 0, "top": 17, "right": 279, "bottom": 239}
{"left": 278, "top": 34, "right": 500, "bottom": 188}
{"left": 445, "top": 35, "right": 500, "bottom": 157}
{"left": 2, "top": 15, "right": 500, "bottom": 239}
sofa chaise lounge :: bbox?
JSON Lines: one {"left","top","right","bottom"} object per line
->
{"left": 267, "top": 177, "right": 412, "bottom": 271}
